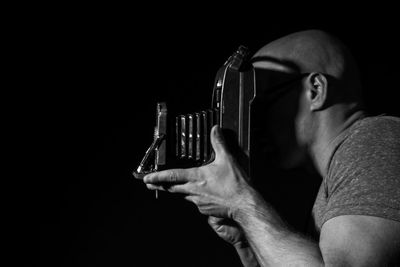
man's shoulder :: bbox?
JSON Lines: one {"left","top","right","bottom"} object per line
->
{"left": 327, "top": 114, "right": 400, "bottom": 177}
{"left": 355, "top": 115, "right": 400, "bottom": 131}
{"left": 313, "top": 115, "right": 400, "bottom": 234}
{"left": 342, "top": 115, "right": 400, "bottom": 149}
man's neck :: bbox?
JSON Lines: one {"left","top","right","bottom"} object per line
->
{"left": 309, "top": 109, "right": 366, "bottom": 177}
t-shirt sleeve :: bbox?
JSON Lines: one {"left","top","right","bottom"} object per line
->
{"left": 321, "top": 118, "right": 400, "bottom": 226}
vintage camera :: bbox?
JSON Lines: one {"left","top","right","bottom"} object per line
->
{"left": 133, "top": 46, "right": 259, "bottom": 179}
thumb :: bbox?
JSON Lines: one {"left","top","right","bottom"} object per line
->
{"left": 210, "top": 125, "right": 228, "bottom": 160}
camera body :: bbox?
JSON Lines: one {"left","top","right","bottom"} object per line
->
{"left": 133, "top": 46, "right": 257, "bottom": 179}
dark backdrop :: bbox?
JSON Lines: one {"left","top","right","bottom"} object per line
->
{"left": 16, "top": 9, "right": 399, "bottom": 267}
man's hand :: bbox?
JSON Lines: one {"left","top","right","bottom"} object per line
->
{"left": 208, "top": 216, "right": 246, "bottom": 247}
{"left": 143, "top": 125, "right": 251, "bottom": 219}
{"left": 208, "top": 216, "right": 260, "bottom": 267}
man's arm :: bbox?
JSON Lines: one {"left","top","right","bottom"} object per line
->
{"left": 143, "top": 126, "right": 400, "bottom": 266}
{"left": 320, "top": 215, "right": 400, "bottom": 266}
{"left": 234, "top": 188, "right": 323, "bottom": 266}
{"left": 234, "top": 187, "right": 400, "bottom": 266}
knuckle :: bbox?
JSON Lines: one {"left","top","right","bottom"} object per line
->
{"left": 168, "top": 170, "right": 178, "bottom": 182}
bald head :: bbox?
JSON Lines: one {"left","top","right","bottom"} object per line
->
{"left": 253, "top": 30, "right": 362, "bottom": 98}
{"left": 250, "top": 30, "right": 367, "bottom": 171}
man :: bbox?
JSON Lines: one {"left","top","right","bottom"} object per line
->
{"left": 143, "top": 30, "right": 400, "bottom": 266}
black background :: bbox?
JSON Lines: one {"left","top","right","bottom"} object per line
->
{"left": 14, "top": 7, "right": 399, "bottom": 267}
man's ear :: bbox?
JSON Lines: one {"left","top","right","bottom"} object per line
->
{"left": 306, "top": 72, "right": 328, "bottom": 111}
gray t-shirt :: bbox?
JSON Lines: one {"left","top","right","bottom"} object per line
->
{"left": 312, "top": 115, "right": 400, "bottom": 233}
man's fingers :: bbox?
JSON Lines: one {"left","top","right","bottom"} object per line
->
{"left": 143, "top": 168, "right": 192, "bottom": 184}
{"left": 210, "top": 125, "right": 228, "bottom": 160}
{"left": 146, "top": 183, "right": 191, "bottom": 194}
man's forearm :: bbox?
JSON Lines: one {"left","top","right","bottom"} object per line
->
{"left": 234, "top": 187, "right": 323, "bottom": 266}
